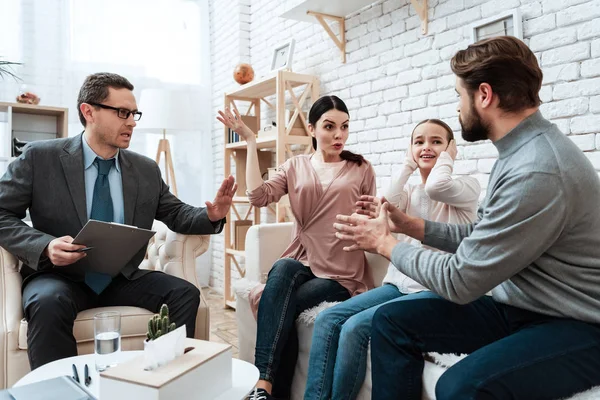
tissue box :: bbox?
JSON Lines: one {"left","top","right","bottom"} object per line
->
{"left": 99, "top": 339, "right": 232, "bottom": 400}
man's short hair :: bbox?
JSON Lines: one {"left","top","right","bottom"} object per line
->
{"left": 77, "top": 72, "right": 134, "bottom": 127}
{"left": 451, "top": 36, "right": 543, "bottom": 113}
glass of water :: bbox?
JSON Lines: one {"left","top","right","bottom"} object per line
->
{"left": 94, "top": 311, "right": 121, "bottom": 372}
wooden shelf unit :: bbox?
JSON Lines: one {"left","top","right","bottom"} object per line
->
{"left": 222, "top": 70, "right": 319, "bottom": 308}
{"left": 0, "top": 101, "right": 68, "bottom": 174}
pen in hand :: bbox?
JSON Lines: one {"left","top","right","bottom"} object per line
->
{"left": 72, "top": 363, "right": 80, "bottom": 383}
{"left": 84, "top": 364, "right": 91, "bottom": 386}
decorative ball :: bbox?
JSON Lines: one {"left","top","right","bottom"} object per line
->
{"left": 233, "top": 63, "right": 254, "bottom": 85}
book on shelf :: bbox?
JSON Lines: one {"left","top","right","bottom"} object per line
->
{"left": 228, "top": 128, "right": 241, "bottom": 144}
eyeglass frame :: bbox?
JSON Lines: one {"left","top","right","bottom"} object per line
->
{"left": 88, "top": 102, "right": 143, "bottom": 121}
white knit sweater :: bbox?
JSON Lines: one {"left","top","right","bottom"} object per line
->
{"left": 382, "top": 152, "right": 480, "bottom": 293}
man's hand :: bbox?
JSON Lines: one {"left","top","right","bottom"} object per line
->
{"left": 355, "top": 195, "right": 411, "bottom": 233}
{"left": 206, "top": 175, "right": 237, "bottom": 222}
{"left": 355, "top": 195, "right": 382, "bottom": 219}
{"left": 334, "top": 202, "right": 399, "bottom": 259}
{"left": 355, "top": 195, "right": 425, "bottom": 241}
{"left": 44, "top": 236, "right": 88, "bottom": 266}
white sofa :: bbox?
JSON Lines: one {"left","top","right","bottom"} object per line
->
{"left": 235, "top": 222, "right": 600, "bottom": 400}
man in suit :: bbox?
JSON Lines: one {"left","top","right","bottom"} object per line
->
{"left": 0, "top": 72, "right": 237, "bottom": 369}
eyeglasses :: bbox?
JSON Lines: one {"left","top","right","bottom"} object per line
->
{"left": 89, "top": 103, "right": 143, "bottom": 121}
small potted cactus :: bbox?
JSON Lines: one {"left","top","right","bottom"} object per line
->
{"left": 146, "top": 304, "right": 177, "bottom": 341}
{"left": 143, "top": 304, "right": 186, "bottom": 370}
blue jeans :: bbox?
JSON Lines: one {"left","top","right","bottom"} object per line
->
{"left": 255, "top": 258, "right": 350, "bottom": 399}
{"left": 304, "top": 284, "right": 406, "bottom": 400}
{"left": 371, "top": 292, "right": 600, "bottom": 400}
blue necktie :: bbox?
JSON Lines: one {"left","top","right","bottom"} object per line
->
{"left": 85, "top": 158, "right": 115, "bottom": 294}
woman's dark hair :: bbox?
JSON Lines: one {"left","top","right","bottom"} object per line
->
{"left": 411, "top": 119, "right": 454, "bottom": 142}
{"left": 308, "top": 95, "right": 365, "bottom": 166}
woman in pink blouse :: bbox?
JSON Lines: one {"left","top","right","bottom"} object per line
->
{"left": 218, "top": 96, "right": 376, "bottom": 400}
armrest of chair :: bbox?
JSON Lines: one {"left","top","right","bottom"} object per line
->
{"left": 145, "top": 221, "right": 209, "bottom": 286}
{"left": 244, "top": 222, "right": 294, "bottom": 282}
{"left": 0, "top": 246, "right": 24, "bottom": 388}
{"left": 143, "top": 220, "right": 211, "bottom": 339}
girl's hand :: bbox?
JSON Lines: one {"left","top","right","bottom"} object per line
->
{"left": 446, "top": 139, "right": 458, "bottom": 160}
{"left": 404, "top": 141, "right": 418, "bottom": 171}
{"left": 217, "top": 107, "right": 255, "bottom": 141}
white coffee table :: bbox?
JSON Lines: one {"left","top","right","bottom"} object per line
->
{"left": 14, "top": 351, "right": 259, "bottom": 399}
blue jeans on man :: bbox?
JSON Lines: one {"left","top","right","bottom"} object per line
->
{"left": 371, "top": 292, "right": 600, "bottom": 400}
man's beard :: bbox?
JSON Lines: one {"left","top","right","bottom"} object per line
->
{"left": 460, "top": 104, "right": 490, "bottom": 142}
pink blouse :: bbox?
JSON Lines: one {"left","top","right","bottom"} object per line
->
{"left": 248, "top": 154, "right": 377, "bottom": 296}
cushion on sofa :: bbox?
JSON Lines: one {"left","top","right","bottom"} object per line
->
{"left": 18, "top": 306, "right": 153, "bottom": 350}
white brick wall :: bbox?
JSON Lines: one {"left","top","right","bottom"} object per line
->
{"left": 208, "top": 0, "right": 600, "bottom": 292}
{"left": 208, "top": 0, "right": 253, "bottom": 291}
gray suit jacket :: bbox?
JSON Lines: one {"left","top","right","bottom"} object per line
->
{"left": 0, "top": 134, "right": 222, "bottom": 287}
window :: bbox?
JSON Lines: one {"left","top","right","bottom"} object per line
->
{"left": 0, "top": 0, "right": 22, "bottom": 62}
{"left": 69, "top": 0, "right": 202, "bottom": 84}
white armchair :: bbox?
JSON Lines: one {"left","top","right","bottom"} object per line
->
{"left": 0, "top": 220, "right": 211, "bottom": 388}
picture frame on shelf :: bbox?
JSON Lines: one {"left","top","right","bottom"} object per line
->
{"left": 270, "top": 39, "right": 295, "bottom": 71}
{"left": 470, "top": 9, "right": 523, "bottom": 43}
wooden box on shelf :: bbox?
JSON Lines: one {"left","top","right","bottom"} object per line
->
{"left": 286, "top": 109, "right": 308, "bottom": 136}
{"left": 233, "top": 220, "right": 253, "bottom": 251}
{"left": 232, "top": 149, "right": 273, "bottom": 196}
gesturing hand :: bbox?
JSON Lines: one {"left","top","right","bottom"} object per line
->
{"left": 355, "top": 195, "right": 383, "bottom": 219}
{"left": 206, "top": 175, "right": 238, "bottom": 222}
{"left": 355, "top": 195, "right": 414, "bottom": 235}
{"left": 216, "top": 108, "right": 255, "bottom": 142}
{"left": 333, "top": 202, "right": 397, "bottom": 256}
{"left": 44, "top": 236, "right": 88, "bottom": 266}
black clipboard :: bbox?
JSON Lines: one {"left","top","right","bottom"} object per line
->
{"left": 73, "top": 220, "right": 155, "bottom": 277}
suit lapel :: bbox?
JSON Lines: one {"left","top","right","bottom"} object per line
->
{"left": 120, "top": 151, "right": 138, "bottom": 226}
{"left": 60, "top": 135, "right": 87, "bottom": 227}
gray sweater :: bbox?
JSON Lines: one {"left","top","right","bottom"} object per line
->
{"left": 391, "top": 111, "right": 600, "bottom": 324}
